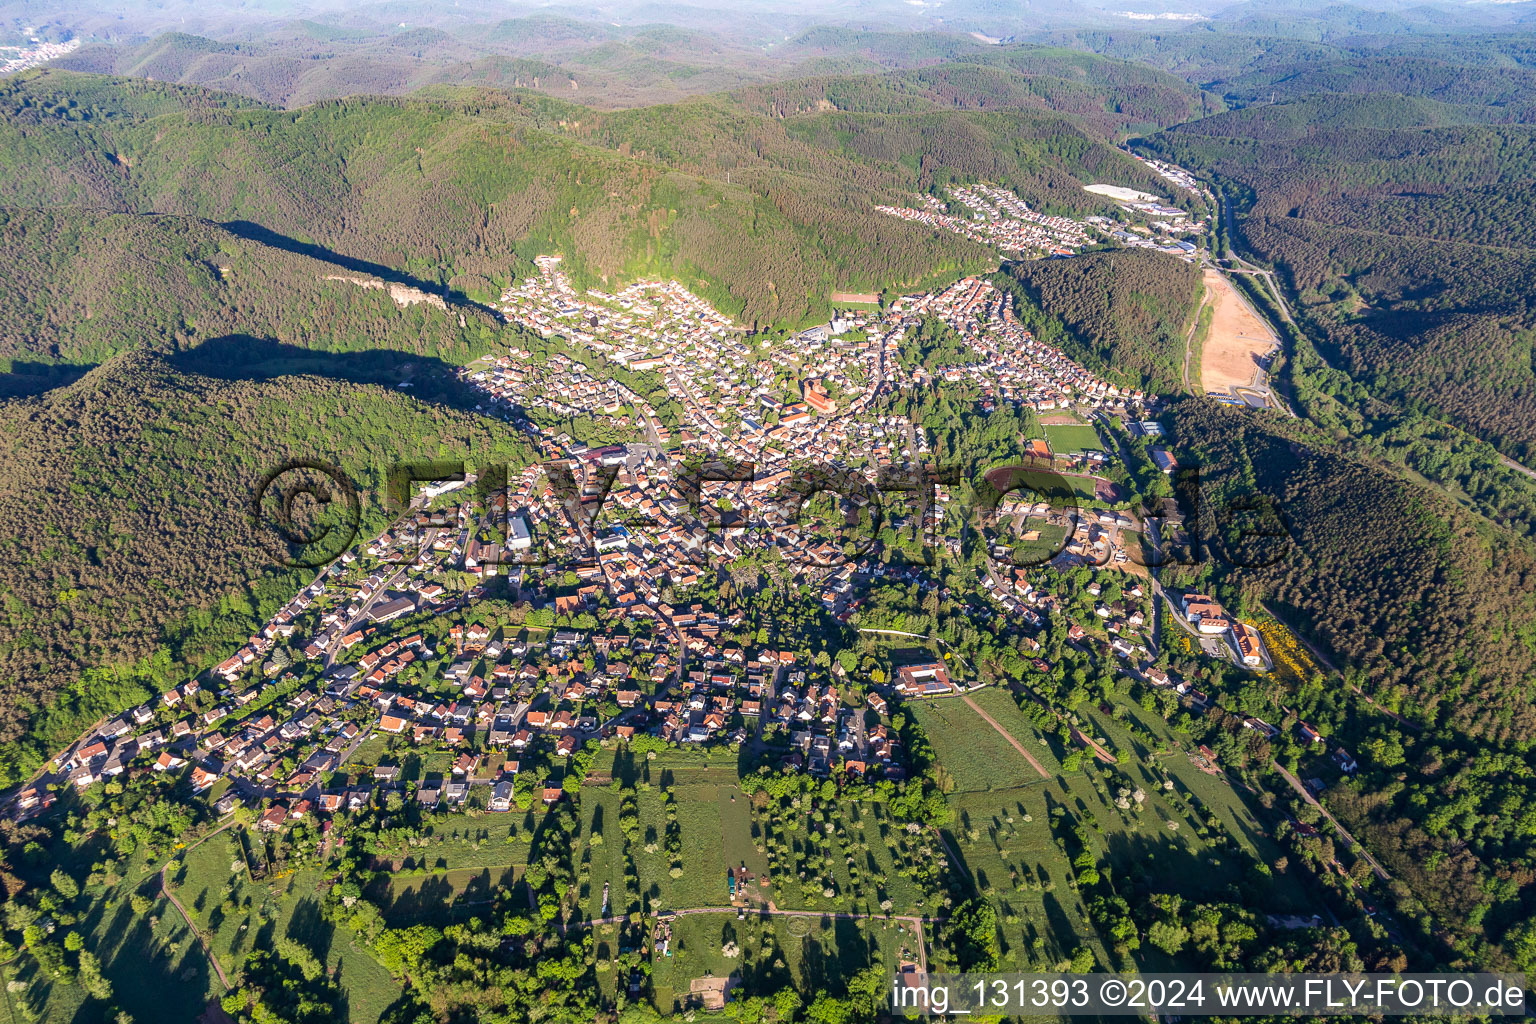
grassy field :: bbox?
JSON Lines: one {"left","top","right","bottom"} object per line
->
{"left": 577, "top": 747, "right": 950, "bottom": 928}
{"left": 651, "top": 910, "right": 913, "bottom": 1015}
{"left": 913, "top": 697, "right": 1053, "bottom": 793}
{"left": 377, "top": 866, "right": 522, "bottom": 927}
{"left": 966, "top": 687, "right": 1065, "bottom": 774}
{"left": 1046, "top": 696, "right": 1328, "bottom": 922}
{"left": 366, "top": 810, "right": 532, "bottom": 874}
{"left": 948, "top": 786, "right": 1109, "bottom": 971}
{"left": 753, "top": 795, "right": 948, "bottom": 915}
{"left": 168, "top": 828, "right": 403, "bottom": 1023}
{"left": 1044, "top": 423, "right": 1105, "bottom": 456}
{"left": 1156, "top": 755, "right": 1321, "bottom": 915}
{"left": 581, "top": 787, "right": 629, "bottom": 917}
{"left": 576, "top": 749, "right": 761, "bottom": 916}
{"left": 1002, "top": 521, "right": 1071, "bottom": 565}
{"left": 944, "top": 684, "right": 1333, "bottom": 972}
{"left": 4, "top": 846, "right": 220, "bottom": 1024}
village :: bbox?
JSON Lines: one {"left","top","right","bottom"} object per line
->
{"left": 5, "top": 251, "right": 1315, "bottom": 834}
{"left": 875, "top": 184, "right": 1091, "bottom": 257}
{"left": 873, "top": 181, "right": 1204, "bottom": 262}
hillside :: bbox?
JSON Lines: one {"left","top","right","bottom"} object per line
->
{"left": 1166, "top": 396, "right": 1536, "bottom": 955}
{"left": 0, "top": 350, "right": 537, "bottom": 787}
{"left": 994, "top": 250, "right": 1202, "bottom": 392}
{"left": 0, "top": 207, "right": 509, "bottom": 369}
{"left": 728, "top": 46, "right": 1207, "bottom": 134}
{"left": 1215, "top": 57, "right": 1536, "bottom": 122}
{"left": 0, "top": 65, "right": 1196, "bottom": 780}
{"left": 0, "top": 205, "right": 546, "bottom": 785}
{"left": 0, "top": 70, "right": 1169, "bottom": 328}
{"left": 46, "top": 21, "right": 764, "bottom": 109}
{"left": 1169, "top": 397, "right": 1536, "bottom": 746}
{"left": 1141, "top": 103, "right": 1536, "bottom": 460}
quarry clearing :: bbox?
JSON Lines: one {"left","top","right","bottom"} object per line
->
{"left": 1084, "top": 183, "right": 1162, "bottom": 203}
{"left": 1200, "top": 269, "right": 1278, "bottom": 395}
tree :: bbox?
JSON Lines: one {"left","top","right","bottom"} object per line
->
{"left": 275, "top": 936, "right": 325, "bottom": 981}
{"left": 78, "top": 951, "right": 113, "bottom": 1002}
{"left": 50, "top": 868, "right": 79, "bottom": 901}
{"left": 373, "top": 925, "right": 443, "bottom": 977}
{"left": 949, "top": 897, "right": 1001, "bottom": 971}
{"left": 1148, "top": 920, "right": 1189, "bottom": 956}
{"left": 805, "top": 994, "right": 853, "bottom": 1024}
{"left": 1363, "top": 734, "right": 1406, "bottom": 768}
{"left": 775, "top": 987, "right": 804, "bottom": 1023}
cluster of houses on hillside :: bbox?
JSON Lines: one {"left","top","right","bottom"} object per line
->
{"left": 890, "top": 277, "right": 1149, "bottom": 414}
{"left": 876, "top": 184, "right": 1093, "bottom": 256}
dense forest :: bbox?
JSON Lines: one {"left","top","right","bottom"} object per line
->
{"left": 994, "top": 250, "right": 1201, "bottom": 392}
{"left": 1141, "top": 105, "right": 1536, "bottom": 460}
{"left": 48, "top": 19, "right": 1210, "bottom": 123}
{"left": 0, "top": 351, "right": 536, "bottom": 787}
{"left": 1214, "top": 58, "right": 1536, "bottom": 121}
{"left": 0, "top": 207, "right": 511, "bottom": 367}
{"left": 729, "top": 47, "right": 1205, "bottom": 133}
{"left": 1167, "top": 397, "right": 1536, "bottom": 964}
{"left": 1167, "top": 398, "right": 1536, "bottom": 745}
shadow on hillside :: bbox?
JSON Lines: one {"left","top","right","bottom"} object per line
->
{"left": 0, "top": 360, "right": 96, "bottom": 398}
{"left": 221, "top": 220, "right": 499, "bottom": 316}
{"left": 168, "top": 335, "right": 511, "bottom": 414}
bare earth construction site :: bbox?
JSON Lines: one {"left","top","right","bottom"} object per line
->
{"left": 1199, "top": 268, "right": 1280, "bottom": 408}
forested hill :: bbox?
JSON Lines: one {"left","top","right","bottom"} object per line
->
{"left": 0, "top": 70, "right": 1167, "bottom": 329}
{"left": 726, "top": 47, "right": 1208, "bottom": 134}
{"left": 0, "top": 207, "right": 508, "bottom": 370}
{"left": 1171, "top": 398, "right": 1536, "bottom": 744}
{"left": 1168, "top": 398, "right": 1536, "bottom": 957}
{"left": 1214, "top": 57, "right": 1536, "bottom": 122}
{"left": 1140, "top": 101, "right": 1536, "bottom": 462}
{"left": 47, "top": 21, "right": 1209, "bottom": 121}
{"left": 994, "top": 250, "right": 1202, "bottom": 392}
{"left": 0, "top": 351, "right": 538, "bottom": 787}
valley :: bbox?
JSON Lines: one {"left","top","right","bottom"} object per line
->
{"left": 1, "top": 8, "right": 1535, "bottom": 1023}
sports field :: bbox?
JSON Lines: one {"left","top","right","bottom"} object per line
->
{"left": 1043, "top": 423, "right": 1104, "bottom": 455}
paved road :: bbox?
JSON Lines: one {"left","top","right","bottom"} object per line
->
{"left": 960, "top": 695, "right": 1049, "bottom": 779}
{"left": 1501, "top": 456, "right": 1536, "bottom": 483}
{"left": 323, "top": 547, "right": 424, "bottom": 669}
{"left": 160, "top": 819, "right": 239, "bottom": 990}
{"left": 1272, "top": 761, "right": 1389, "bottom": 882}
